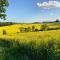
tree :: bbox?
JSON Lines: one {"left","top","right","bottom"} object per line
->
{"left": 20, "top": 27, "right": 25, "bottom": 32}
{"left": 40, "top": 24, "right": 48, "bottom": 31}
{"left": 32, "top": 26, "right": 35, "bottom": 32}
{"left": 24, "top": 27, "right": 31, "bottom": 32}
{"left": 3, "top": 29, "right": 6, "bottom": 35}
{"left": 0, "top": 0, "right": 9, "bottom": 20}
{"left": 56, "top": 19, "right": 60, "bottom": 22}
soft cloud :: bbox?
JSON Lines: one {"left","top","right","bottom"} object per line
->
{"left": 37, "top": 1, "right": 60, "bottom": 9}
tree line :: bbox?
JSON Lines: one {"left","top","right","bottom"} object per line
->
{"left": 19, "top": 24, "right": 60, "bottom": 33}
{"left": 0, "top": 22, "right": 15, "bottom": 26}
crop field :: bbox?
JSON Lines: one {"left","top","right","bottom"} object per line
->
{"left": 0, "top": 23, "right": 60, "bottom": 60}
{"left": 0, "top": 23, "right": 59, "bottom": 35}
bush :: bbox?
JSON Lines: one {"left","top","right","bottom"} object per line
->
{"left": 20, "top": 27, "right": 25, "bottom": 32}
{"left": 20, "top": 27, "right": 31, "bottom": 32}
{"left": 35, "top": 29, "right": 39, "bottom": 31}
{"left": 32, "top": 26, "right": 35, "bottom": 32}
{"left": 27, "top": 27, "right": 31, "bottom": 32}
{"left": 24, "top": 27, "right": 31, "bottom": 32}
{"left": 55, "top": 19, "right": 60, "bottom": 22}
{"left": 40, "top": 24, "right": 48, "bottom": 31}
{"left": 3, "top": 30, "right": 6, "bottom": 35}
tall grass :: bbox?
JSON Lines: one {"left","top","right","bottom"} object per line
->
{"left": 0, "top": 38, "right": 60, "bottom": 60}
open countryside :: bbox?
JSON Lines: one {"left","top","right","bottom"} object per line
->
{"left": 0, "top": 0, "right": 60, "bottom": 60}
{"left": 0, "top": 21, "right": 60, "bottom": 60}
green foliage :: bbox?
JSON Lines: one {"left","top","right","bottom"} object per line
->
{"left": 0, "top": 22, "right": 14, "bottom": 26}
{"left": 35, "top": 29, "right": 39, "bottom": 31}
{"left": 3, "top": 30, "right": 6, "bottom": 35}
{"left": 32, "top": 26, "right": 35, "bottom": 32}
{"left": 0, "top": 38, "right": 60, "bottom": 60}
{"left": 40, "top": 24, "right": 48, "bottom": 31}
{"left": 19, "top": 24, "right": 60, "bottom": 33}
{"left": 48, "top": 27, "right": 60, "bottom": 30}
{"left": 24, "top": 27, "right": 31, "bottom": 32}
{"left": 20, "top": 27, "right": 31, "bottom": 32}
{"left": 27, "top": 27, "right": 31, "bottom": 32}
{"left": 55, "top": 19, "right": 60, "bottom": 22}
{"left": 0, "top": 0, "right": 9, "bottom": 20}
{"left": 20, "top": 27, "right": 25, "bottom": 32}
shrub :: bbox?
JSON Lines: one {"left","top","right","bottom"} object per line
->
{"left": 20, "top": 27, "right": 25, "bottom": 32}
{"left": 32, "top": 26, "right": 35, "bottom": 32}
{"left": 35, "top": 29, "right": 39, "bottom": 31}
{"left": 27, "top": 27, "right": 31, "bottom": 32}
{"left": 3, "top": 30, "right": 6, "bottom": 35}
{"left": 55, "top": 19, "right": 60, "bottom": 22}
{"left": 40, "top": 24, "right": 48, "bottom": 31}
{"left": 20, "top": 27, "right": 31, "bottom": 32}
{"left": 24, "top": 27, "right": 31, "bottom": 32}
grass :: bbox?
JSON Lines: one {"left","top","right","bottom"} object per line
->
{"left": 0, "top": 23, "right": 60, "bottom": 60}
{"left": 0, "top": 37, "right": 60, "bottom": 60}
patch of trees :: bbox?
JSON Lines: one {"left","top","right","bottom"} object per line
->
{"left": 0, "top": 0, "right": 9, "bottom": 20}
{"left": 19, "top": 24, "right": 60, "bottom": 32}
{"left": 55, "top": 19, "right": 60, "bottom": 22}
{"left": 0, "top": 22, "right": 15, "bottom": 26}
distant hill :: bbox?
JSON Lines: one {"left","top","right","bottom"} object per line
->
{"left": 42, "top": 21, "right": 60, "bottom": 25}
{"left": 0, "top": 21, "right": 60, "bottom": 27}
{"left": 32, "top": 21, "right": 60, "bottom": 25}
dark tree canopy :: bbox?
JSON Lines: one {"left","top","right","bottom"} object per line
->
{"left": 56, "top": 19, "right": 60, "bottom": 22}
{"left": 0, "top": 0, "right": 9, "bottom": 20}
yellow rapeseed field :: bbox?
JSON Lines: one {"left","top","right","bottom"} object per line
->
{"left": 0, "top": 24, "right": 60, "bottom": 46}
{"left": 0, "top": 24, "right": 59, "bottom": 35}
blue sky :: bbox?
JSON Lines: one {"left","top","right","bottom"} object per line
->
{"left": 3, "top": 0, "right": 60, "bottom": 23}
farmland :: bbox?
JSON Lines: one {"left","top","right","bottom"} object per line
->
{"left": 0, "top": 22, "right": 60, "bottom": 35}
{"left": 0, "top": 22, "right": 60, "bottom": 60}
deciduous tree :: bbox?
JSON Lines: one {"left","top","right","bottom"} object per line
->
{"left": 0, "top": 0, "right": 9, "bottom": 20}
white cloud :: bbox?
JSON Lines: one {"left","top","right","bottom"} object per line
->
{"left": 37, "top": 1, "right": 60, "bottom": 9}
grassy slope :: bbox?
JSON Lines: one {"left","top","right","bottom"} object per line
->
{"left": 0, "top": 22, "right": 60, "bottom": 60}
{"left": 0, "top": 22, "right": 60, "bottom": 35}
{"left": 0, "top": 22, "right": 60, "bottom": 42}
